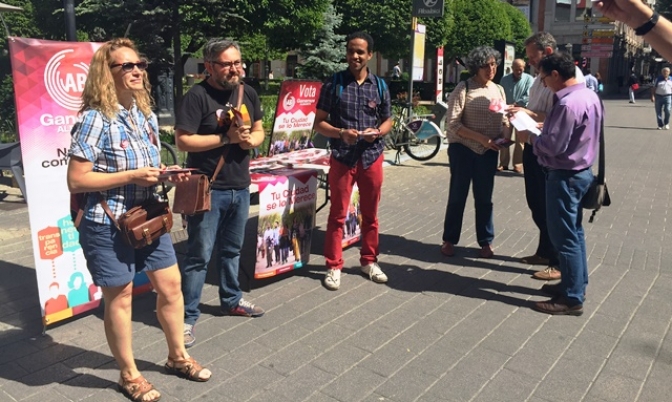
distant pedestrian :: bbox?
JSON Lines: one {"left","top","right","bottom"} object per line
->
{"left": 595, "top": 72, "right": 604, "bottom": 93}
{"left": 651, "top": 67, "right": 672, "bottom": 129}
{"left": 628, "top": 71, "right": 639, "bottom": 103}
{"left": 584, "top": 69, "right": 600, "bottom": 93}
{"left": 517, "top": 52, "right": 601, "bottom": 316}
{"left": 392, "top": 62, "right": 401, "bottom": 80}
{"left": 498, "top": 58, "right": 533, "bottom": 173}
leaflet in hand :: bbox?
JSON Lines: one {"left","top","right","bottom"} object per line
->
{"left": 509, "top": 111, "right": 541, "bottom": 135}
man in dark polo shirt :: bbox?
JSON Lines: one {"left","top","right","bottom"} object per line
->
{"left": 314, "top": 31, "right": 392, "bottom": 291}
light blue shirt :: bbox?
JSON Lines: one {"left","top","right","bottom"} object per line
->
{"left": 585, "top": 74, "right": 599, "bottom": 94}
{"left": 499, "top": 72, "right": 533, "bottom": 107}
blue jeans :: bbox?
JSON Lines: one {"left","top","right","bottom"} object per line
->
{"left": 545, "top": 168, "right": 593, "bottom": 305}
{"left": 181, "top": 188, "right": 250, "bottom": 325}
{"left": 655, "top": 94, "right": 671, "bottom": 127}
{"left": 442, "top": 143, "right": 498, "bottom": 246}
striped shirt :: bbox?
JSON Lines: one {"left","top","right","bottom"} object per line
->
{"left": 528, "top": 66, "right": 586, "bottom": 115}
{"left": 445, "top": 78, "right": 507, "bottom": 155}
{"left": 69, "top": 104, "right": 161, "bottom": 225}
{"left": 317, "top": 69, "right": 391, "bottom": 169}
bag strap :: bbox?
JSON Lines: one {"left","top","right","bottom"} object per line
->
{"left": 211, "top": 83, "right": 244, "bottom": 183}
{"left": 96, "top": 181, "right": 168, "bottom": 230}
{"left": 596, "top": 98, "right": 606, "bottom": 185}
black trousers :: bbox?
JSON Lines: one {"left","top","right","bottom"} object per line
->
{"left": 522, "top": 145, "right": 559, "bottom": 266}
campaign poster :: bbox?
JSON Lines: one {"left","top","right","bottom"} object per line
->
{"left": 268, "top": 80, "right": 322, "bottom": 156}
{"left": 254, "top": 169, "right": 318, "bottom": 278}
{"left": 413, "top": 24, "right": 426, "bottom": 81}
{"left": 8, "top": 38, "right": 151, "bottom": 327}
{"left": 341, "top": 184, "right": 361, "bottom": 248}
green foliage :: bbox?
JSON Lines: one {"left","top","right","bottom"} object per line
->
{"left": 0, "top": 75, "right": 16, "bottom": 139}
{"left": 501, "top": 3, "right": 532, "bottom": 59}
{"left": 334, "top": 0, "right": 453, "bottom": 60}
{"left": 300, "top": 3, "right": 347, "bottom": 81}
{"left": 335, "top": 0, "right": 411, "bottom": 60}
{"left": 239, "top": 33, "right": 286, "bottom": 65}
{"left": 259, "top": 94, "right": 278, "bottom": 157}
{"left": 422, "top": 8, "right": 454, "bottom": 49}
{"left": 238, "top": 0, "right": 329, "bottom": 52}
{"left": 445, "top": 0, "right": 512, "bottom": 60}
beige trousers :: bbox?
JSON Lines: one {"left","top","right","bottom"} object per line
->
{"left": 499, "top": 128, "right": 525, "bottom": 169}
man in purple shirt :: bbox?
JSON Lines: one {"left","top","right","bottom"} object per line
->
{"left": 518, "top": 53, "right": 601, "bottom": 316}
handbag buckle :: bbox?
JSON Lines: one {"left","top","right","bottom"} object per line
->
{"left": 143, "top": 227, "right": 152, "bottom": 245}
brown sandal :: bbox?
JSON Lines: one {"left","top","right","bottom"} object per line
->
{"left": 118, "top": 375, "right": 161, "bottom": 402}
{"left": 165, "top": 356, "right": 211, "bottom": 382}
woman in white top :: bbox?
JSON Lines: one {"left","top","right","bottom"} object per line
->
{"left": 651, "top": 67, "right": 672, "bottom": 129}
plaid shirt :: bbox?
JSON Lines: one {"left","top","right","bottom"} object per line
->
{"left": 69, "top": 104, "right": 161, "bottom": 225}
{"left": 317, "top": 69, "right": 391, "bottom": 169}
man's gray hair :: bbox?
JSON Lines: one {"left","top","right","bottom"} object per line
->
{"left": 524, "top": 32, "right": 557, "bottom": 53}
{"left": 663, "top": 67, "right": 671, "bottom": 73}
{"left": 203, "top": 38, "right": 240, "bottom": 61}
{"left": 465, "top": 46, "right": 501, "bottom": 76}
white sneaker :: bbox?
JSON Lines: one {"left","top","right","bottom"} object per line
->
{"left": 324, "top": 269, "right": 341, "bottom": 290}
{"left": 658, "top": 127, "right": 663, "bottom": 130}
{"left": 361, "top": 263, "right": 388, "bottom": 283}
{"left": 666, "top": 125, "right": 670, "bottom": 130}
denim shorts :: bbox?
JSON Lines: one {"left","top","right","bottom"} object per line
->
{"left": 79, "top": 218, "right": 177, "bottom": 288}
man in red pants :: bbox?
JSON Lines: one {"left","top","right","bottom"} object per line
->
{"left": 314, "top": 31, "right": 392, "bottom": 290}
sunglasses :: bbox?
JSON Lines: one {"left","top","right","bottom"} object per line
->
{"left": 110, "top": 61, "right": 148, "bottom": 72}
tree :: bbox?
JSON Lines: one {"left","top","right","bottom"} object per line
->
{"left": 334, "top": 0, "right": 411, "bottom": 60}
{"left": 299, "top": 3, "right": 346, "bottom": 81}
{"left": 445, "top": 0, "right": 513, "bottom": 60}
{"left": 501, "top": 3, "right": 532, "bottom": 58}
{"left": 239, "top": 0, "right": 329, "bottom": 53}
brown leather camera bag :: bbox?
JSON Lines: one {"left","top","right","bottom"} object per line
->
{"left": 116, "top": 199, "right": 173, "bottom": 248}
{"left": 74, "top": 188, "right": 173, "bottom": 249}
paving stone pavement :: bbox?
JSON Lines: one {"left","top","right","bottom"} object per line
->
{"left": 1, "top": 99, "right": 672, "bottom": 402}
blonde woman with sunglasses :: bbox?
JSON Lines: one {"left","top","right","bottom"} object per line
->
{"left": 67, "top": 38, "right": 211, "bottom": 402}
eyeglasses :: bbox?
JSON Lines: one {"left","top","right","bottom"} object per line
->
{"left": 110, "top": 61, "right": 148, "bottom": 72}
{"left": 539, "top": 73, "right": 548, "bottom": 82}
{"left": 209, "top": 60, "right": 243, "bottom": 70}
{"left": 480, "top": 62, "right": 498, "bottom": 69}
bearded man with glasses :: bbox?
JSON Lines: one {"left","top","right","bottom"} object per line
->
{"left": 175, "top": 38, "right": 265, "bottom": 349}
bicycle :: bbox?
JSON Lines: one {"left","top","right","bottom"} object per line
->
{"left": 160, "top": 141, "right": 181, "bottom": 168}
{"left": 385, "top": 100, "right": 445, "bottom": 165}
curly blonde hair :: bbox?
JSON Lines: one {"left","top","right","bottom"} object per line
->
{"left": 79, "top": 38, "right": 154, "bottom": 120}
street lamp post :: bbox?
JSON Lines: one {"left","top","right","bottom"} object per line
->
{"left": 64, "top": 0, "right": 76, "bottom": 41}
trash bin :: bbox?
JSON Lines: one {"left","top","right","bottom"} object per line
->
{"left": 186, "top": 74, "right": 195, "bottom": 86}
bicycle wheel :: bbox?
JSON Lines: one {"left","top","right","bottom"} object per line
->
{"left": 160, "top": 141, "right": 179, "bottom": 167}
{"left": 403, "top": 132, "right": 441, "bottom": 161}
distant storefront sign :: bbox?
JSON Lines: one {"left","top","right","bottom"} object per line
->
{"left": 412, "top": 0, "right": 445, "bottom": 18}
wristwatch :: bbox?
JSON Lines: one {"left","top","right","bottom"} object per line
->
{"left": 220, "top": 132, "right": 231, "bottom": 145}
